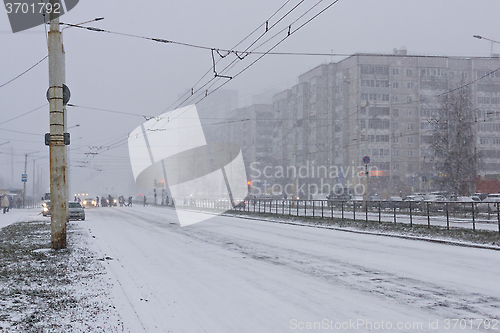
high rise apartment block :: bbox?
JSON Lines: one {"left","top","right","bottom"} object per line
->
{"left": 269, "top": 49, "right": 500, "bottom": 197}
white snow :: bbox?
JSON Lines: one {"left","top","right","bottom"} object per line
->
{"left": 0, "top": 208, "right": 42, "bottom": 229}
{"left": 82, "top": 206, "right": 500, "bottom": 332}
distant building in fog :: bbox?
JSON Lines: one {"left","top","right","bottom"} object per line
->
{"left": 271, "top": 49, "right": 500, "bottom": 197}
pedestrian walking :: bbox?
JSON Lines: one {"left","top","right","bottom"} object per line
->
{"left": 143, "top": 196, "right": 147, "bottom": 206}
{"left": 1, "top": 195, "right": 9, "bottom": 213}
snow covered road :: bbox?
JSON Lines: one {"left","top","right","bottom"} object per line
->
{"left": 84, "top": 206, "right": 500, "bottom": 332}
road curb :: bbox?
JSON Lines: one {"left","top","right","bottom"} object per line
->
{"left": 219, "top": 212, "right": 500, "bottom": 252}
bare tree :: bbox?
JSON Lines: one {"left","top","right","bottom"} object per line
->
{"left": 431, "top": 88, "right": 477, "bottom": 196}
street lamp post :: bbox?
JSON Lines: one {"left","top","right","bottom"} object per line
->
{"left": 473, "top": 35, "right": 500, "bottom": 57}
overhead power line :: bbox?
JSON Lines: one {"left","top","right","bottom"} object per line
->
{"left": 167, "top": 0, "right": 342, "bottom": 124}
{"left": 0, "top": 104, "right": 47, "bottom": 126}
{"left": 0, "top": 55, "right": 48, "bottom": 89}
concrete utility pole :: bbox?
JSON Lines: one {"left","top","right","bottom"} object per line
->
{"left": 23, "top": 154, "right": 27, "bottom": 208}
{"left": 32, "top": 159, "right": 35, "bottom": 201}
{"left": 48, "top": 8, "right": 68, "bottom": 250}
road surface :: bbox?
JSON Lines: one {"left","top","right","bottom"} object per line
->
{"left": 84, "top": 206, "right": 500, "bottom": 332}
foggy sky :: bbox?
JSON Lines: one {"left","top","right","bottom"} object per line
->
{"left": 1, "top": 0, "right": 499, "bottom": 197}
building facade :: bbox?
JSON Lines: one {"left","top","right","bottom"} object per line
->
{"left": 271, "top": 49, "right": 500, "bottom": 198}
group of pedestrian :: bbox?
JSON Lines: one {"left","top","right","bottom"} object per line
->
{"left": 92, "top": 195, "right": 133, "bottom": 207}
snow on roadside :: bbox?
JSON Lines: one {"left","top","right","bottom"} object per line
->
{"left": 0, "top": 208, "right": 43, "bottom": 230}
{"left": 172, "top": 206, "right": 500, "bottom": 250}
{"left": 0, "top": 218, "right": 123, "bottom": 332}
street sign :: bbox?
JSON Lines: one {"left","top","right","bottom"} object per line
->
{"left": 46, "top": 84, "right": 71, "bottom": 106}
{"left": 362, "top": 156, "right": 370, "bottom": 164}
{"left": 21, "top": 174, "right": 27, "bottom": 182}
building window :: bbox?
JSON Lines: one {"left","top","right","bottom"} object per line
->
{"left": 462, "top": 72, "right": 468, "bottom": 79}
{"left": 361, "top": 79, "right": 374, "bottom": 87}
{"left": 407, "top": 109, "right": 413, "bottom": 117}
{"left": 393, "top": 163, "right": 399, "bottom": 171}
{"left": 407, "top": 96, "right": 413, "bottom": 103}
{"left": 407, "top": 123, "right": 414, "bottom": 130}
{"left": 408, "top": 150, "right": 413, "bottom": 157}
{"left": 375, "top": 80, "right": 390, "bottom": 87}
{"left": 361, "top": 65, "right": 389, "bottom": 75}
{"left": 407, "top": 82, "right": 413, "bottom": 89}
{"left": 392, "top": 96, "right": 399, "bottom": 102}
{"left": 368, "top": 119, "right": 390, "bottom": 129}
{"left": 392, "top": 82, "right": 399, "bottom": 89}
{"left": 407, "top": 69, "right": 413, "bottom": 76}
{"left": 361, "top": 93, "right": 390, "bottom": 101}
{"left": 392, "top": 68, "right": 399, "bottom": 75}
{"left": 393, "top": 149, "right": 399, "bottom": 157}
{"left": 408, "top": 136, "right": 414, "bottom": 144}
{"left": 393, "top": 109, "right": 399, "bottom": 117}
{"left": 393, "top": 136, "right": 399, "bottom": 143}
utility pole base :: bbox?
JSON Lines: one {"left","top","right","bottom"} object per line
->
{"left": 51, "top": 229, "right": 66, "bottom": 250}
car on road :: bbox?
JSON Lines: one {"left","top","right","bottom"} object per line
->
{"left": 81, "top": 198, "right": 96, "bottom": 208}
{"left": 69, "top": 201, "right": 85, "bottom": 221}
{"left": 42, "top": 201, "right": 50, "bottom": 216}
{"left": 42, "top": 201, "right": 85, "bottom": 220}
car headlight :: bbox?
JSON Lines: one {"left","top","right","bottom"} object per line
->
{"left": 92, "top": 201, "right": 95, "bottom": 205}
{"left": 43, "top": 207, "right": 48, "bottom": 212}
{"left": 42, "top": 202, "right": 46, "bottom": 207}
{"left": 114, "top": 199, "right": 117, "bottom": 203}
{"left": 83, "top": 200, "right": 87, "bottom": 205}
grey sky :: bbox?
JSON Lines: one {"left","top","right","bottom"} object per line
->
{"left": 0, "top": 0, "right": 499, "bottom": 196}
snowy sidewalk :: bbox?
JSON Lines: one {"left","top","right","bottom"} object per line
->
{"left": 0, "top": 208, "right": 43, "bottom": 230}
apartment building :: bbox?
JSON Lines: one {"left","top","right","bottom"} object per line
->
{"left": 227, "top": 104, "right": 274, "bottom": 183}
{"left": 272, "top": 49, "right": 500, "bottom": 196}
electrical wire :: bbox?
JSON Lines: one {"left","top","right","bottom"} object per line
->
{"left": 0, "top": 55, "right": 48, "bottom": 89}
{"left": 0, "top": 104, "right": 47, "bottom": 126}
{"left": 166, "top": 0, "right": 341, "bottom": 126}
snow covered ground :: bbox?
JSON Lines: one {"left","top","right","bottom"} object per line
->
{"left": 0, "top": 208, "right": 42, "bottom": 229}
{"left": 82, "top": 205, "right": 500, "bottom": 332}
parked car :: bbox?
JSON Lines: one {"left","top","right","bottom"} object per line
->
{"left": 424, "top": 194, "right": 446, "bottom": 211}
{"left": 368, "top": 195, "right": 382, "bottom": 208}
{"left": 404, "top": 195, "right": 424, "bottom": 201}
{"left": 403, "top": 195, "right": 424, "bottom": 210}
{"left": 474, "top": 193, "right": 489, "bottom": 201}
{"left": 69, "top": 201, "right": 85, "bottom": 221}
{"left": 384, "top": 196, "right": 403, "bottom": 209}
{"left": 350, "top": 195, "right": 364, "bottom": 209}
{"left": 454, "top": 196, "right": 475, "bottom": 212}
{"left": 471, "top": 196, "right": 481, "bottom": 202}
{"left": 478, "top": 193, "right": 500, "bottom": 213}
{"left": 42, "top": 201, "right": 85, "bottom": 221}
